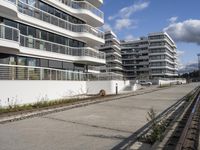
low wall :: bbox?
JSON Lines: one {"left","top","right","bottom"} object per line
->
{"left": 0, "top": 80, "right": 133, "bottom": 107}
{"left": 158, "top": 79, "right": 187, "bottom": 86}
{"left": 0, "top": 81, "right": 86, "bottom": 107}
{"left": 86, "top": 80, "right": 130, "bottom": 95}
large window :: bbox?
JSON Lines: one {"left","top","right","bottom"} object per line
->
{"left": 4, "top": 19, "right": 86, "bottom": 47}
{"left": 22, "top": 0, "right": 85, "bottom": 24}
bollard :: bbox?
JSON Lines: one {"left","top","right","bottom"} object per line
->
{"left": 116, "top": 83, "right": 118, "bottom": 95}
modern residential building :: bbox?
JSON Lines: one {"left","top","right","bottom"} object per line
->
{"left": 0, "top": 0, "right": 106, "bottom": 80}
{"left": 148, "top": 32, "right": 178, "bottom": 78}
{"left": 121, "top": 37, "right": 149, "bottom": 80}
{"left": 99, "top": 31, "right": 123, "bottom": 75}
{"left": 121, "top": 32, "right": 178, "bottom": 80}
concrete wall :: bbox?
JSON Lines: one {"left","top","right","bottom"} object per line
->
{"left": 0, "top": 81, "right": 86, "bottom": 107}
{"left": 86, "top": 80, "right": 130, "bottom": 95}
{"left": 158, "top": 79, "right": 187, "bottom": 86}
{"left": 0, "top": 80, "right": 134, "bottom": 107}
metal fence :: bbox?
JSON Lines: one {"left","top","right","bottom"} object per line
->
{"left": 0, "top": 64, "right": 123, "bottom": 81}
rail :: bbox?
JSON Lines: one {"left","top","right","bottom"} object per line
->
{"left": 0, "top": 24, "right": 105, "bottom": 60}
{"left": 16, "top": 1, "right": 104, "bottom": 39}
{"left": 55, "top": 0, "right": 104, "bottom": 19}
{"left": 0, "top": 24, "right": 19, "bottom": 42}
{"left": 175, "top": 89, "right": 200, "bottom": 150}
{"left": 20, "top": 35, "right": 105, "bottom": 59}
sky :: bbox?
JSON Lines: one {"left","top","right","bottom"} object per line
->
{"left": 100, "top": 0, "right": 200, "bottom": 70}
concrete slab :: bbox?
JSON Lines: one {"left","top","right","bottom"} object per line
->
{"left": 0, "top": 83, "right": 199, "bottom": 150}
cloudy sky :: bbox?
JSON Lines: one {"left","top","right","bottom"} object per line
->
{"left": 101, "top": 0, "right": 200, "bottom": 69}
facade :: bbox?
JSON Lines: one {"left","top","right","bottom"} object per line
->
{"left": 0, "top": 0, "right": 105, "bottom": 80}
{"left": 121, "top": 32, "right": 178, "bottom": 80}
{"left": 121, "top": 37, "right": 149, "bottom": 80}
{"left": 99, "top": 31, "right": 123, "bottom": 75}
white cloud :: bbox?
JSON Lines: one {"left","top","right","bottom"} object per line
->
{"left": 164, "top": 19, "right": 200, "bottom": 45}
{"left": 124, "top": 34, "right": 139, "bottom": 41}
{"left": 109, "top": 1, "right": 150, "bottom": 20}
{"left": 168, "top": 16, "right": 178, "bottom": 24}
{"left": 114, "top": 19, "right": 136, "bottom": 31}
{"left": 176, "top": 50, "right": 185, "bottom": 69}
{"left": 102, "top": 23, "right": 112, "bottom": 31}
{"left": 107, "top": 0, "right": 149, "bottom": 32}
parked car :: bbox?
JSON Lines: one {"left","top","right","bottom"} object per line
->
{"left": 139, "top": 80, "right": 152, "bottom": 86}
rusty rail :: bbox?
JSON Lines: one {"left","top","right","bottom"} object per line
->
{"left": 175, "top": 90, "right": 200, "bottom": 150}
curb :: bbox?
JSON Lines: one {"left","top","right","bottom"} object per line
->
{"left": 0, "top": 86, "right": 175, "bottom": 124}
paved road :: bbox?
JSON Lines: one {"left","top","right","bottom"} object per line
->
{"left": 0, "top": 83, "right": 199, "bottom": 150}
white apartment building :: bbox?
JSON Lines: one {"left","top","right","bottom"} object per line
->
{"left": 121, "top": 32, "right": 178, "bottom": 80}
{"left": 121, "top": 37, "right": 149, "bottom": 80}
{"left": 148, "top": 32, "right": 178, "bottom": 78}
{"left": 0, "top": 0, "right": 105, "bottom": 80}
{"left": 99, "top": 31, "right": 123, "bottom": 75}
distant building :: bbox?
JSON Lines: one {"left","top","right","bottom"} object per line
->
{"left": 99, "top": 31, "right": 123, "bottom": 75}
{"left": 121, "top": 32, "right": 178, "bottom": 79}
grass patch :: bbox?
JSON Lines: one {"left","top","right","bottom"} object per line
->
{"left": 0, "top": 97, "right": 91, "bottom": 115}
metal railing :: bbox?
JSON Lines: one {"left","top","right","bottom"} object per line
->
{"left": 0, "top": 24, "right": 105, "bottom": 60}
{"left": 20, "top": 35, "right": 105, "bottom": 60}
{"left": 0, "top": 64, "right": 86, "bottom": 81}
{"left": 55, "top": 0, "right": 104, "bottom": 19}
{"left": 0, "top": 64, "right": 123, "bottom": 81}
{"left": 86, "top": 72, "right": 123, "bottom": 81}
{"left": 0, "top": 24, "right": 19, "bottom": 42}
{"left": 18, "top": 1, "right": 104, "bottom": 40}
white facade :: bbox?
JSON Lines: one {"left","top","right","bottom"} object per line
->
{"left": 0, "top": 0, "right": 106, "bottom": 75}
{"left": 121, "top": 32, "right": 178, "bottom": 79}
{"left": 99, "top": 31, "right": 123, "bottom": 75}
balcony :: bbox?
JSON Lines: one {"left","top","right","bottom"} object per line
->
{"left": 53, "top": 0, "right": 104, "bottom": 26}
{"left": 0, "top": 24, "right": 105, "bottom": 64}
{"left": 0, "top": 0, "right": 104, "bottom": 46}
{"left": 0, "top": 0, "right": 18, "bottom": 18}
{"left": 18, "top": 1, "right": 104, "bottom": 44}
{"left": 20, "top": 35, "right": 105, "bottom": 64}
{"left": 0, "top": 24, "right": 20, "bottom": 52}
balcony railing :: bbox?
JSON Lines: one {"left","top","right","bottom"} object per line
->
{"left": 20, "top": 35, "right": 105, "bottom": 60}
{"left": 17, "top": 1, "right": 104, "bottom": 39}
{"left": 55, "top": 0, "right": 104, "bottom": 19}
{"left": 86, "top": 72, "right": 123, "bottom": 81}
{"left": 0, "top": 24, "right": 19, "bottom": 42}
{"left": 0, "top": 24, "right": 105, "bottom": 60}
{"left": 0, "top": 64, "right": 123, "bottom": 81}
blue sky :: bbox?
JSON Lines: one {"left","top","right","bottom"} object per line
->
{"left": 100, "top": 0, "right": 200, "bottom": 69}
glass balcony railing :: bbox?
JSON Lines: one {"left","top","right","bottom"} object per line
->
{"left": 0, "top": 24, "right": 19, "bottom": 42}
{"left": 0, "top": 24, "right": 105, "bottom": 60}
{"left": 16, "top": 1, "right": 104, "bottom": 40}
{"left": 55, "top": 0, "right": 104, "bottom": 19}
{"left": 20, "top": 35, "right": 105, "bottom": 60}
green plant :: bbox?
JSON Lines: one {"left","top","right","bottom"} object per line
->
{"left": 141, "top": 108, "right": 167, "bottom": 145}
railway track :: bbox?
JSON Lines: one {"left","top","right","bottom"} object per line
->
{"left": 112, "top": 86, "right": 200, "bottom": 150}
{"left": 163, "top": 87, "right": 200, "bottom": 150}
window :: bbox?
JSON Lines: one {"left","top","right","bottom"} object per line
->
{"left": 27, "top": 58, "right": 39, "bottom": 66}
{"left": 49, "top": 60, "right": 62, "bottom": 69}
{"left": 40, "top": 59, "right": 48, "bottom": 67}
{"left": 28, "top": 26, "right": 36, "bottom": 37}
{"left": 17, "top": 57, "right": 27, "bottom": 66}
{"left": 19, "top": 24, "right": 27, "bottom": 35}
